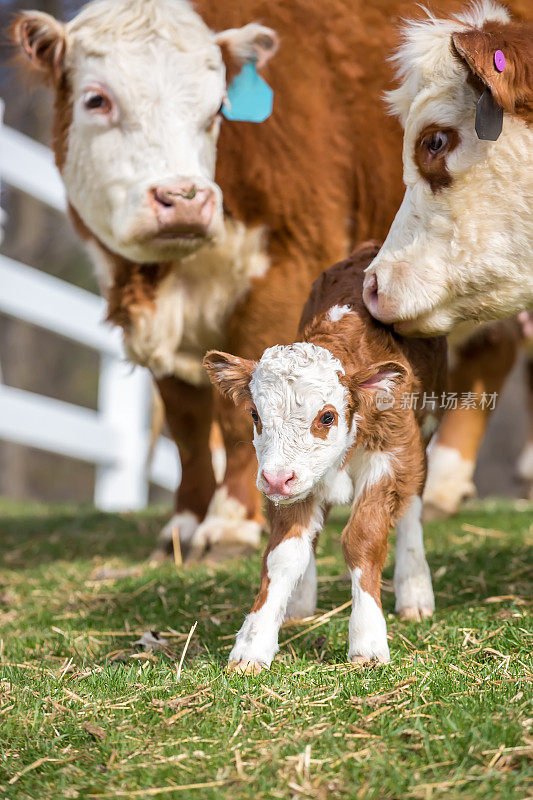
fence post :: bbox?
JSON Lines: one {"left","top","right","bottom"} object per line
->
{"left": 0, "top": 108, "right": 177, "bottom": 508}
{"left": 0, "top": 98, "right": 6, "bottom": 243}
{"left": 94, "top": 354, "right": 151, "bottom": 511}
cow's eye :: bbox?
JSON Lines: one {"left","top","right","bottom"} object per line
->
{"left": 251, "top": 409, "right": 259, "bottom": 423}
{"left": 427, "top": 131, "right": 448, "bottom": 154}
{"left": 320, "top": 411, "right": 335, "bottom": 426}
{"left": 83, "top": 90, "right": 113, "bottom": 115}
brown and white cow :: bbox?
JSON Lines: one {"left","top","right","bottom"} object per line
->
{"left": 10, "top": 0, "right": 412, "bottom": 554}
{"left": 362, "top": 0, "right": 533, "bottom": 336}
{"left": 205, "top": 243, "right": 447, "bottom": 672}
{"left": 11, "top": 0, "right": 528, "bottom": 554}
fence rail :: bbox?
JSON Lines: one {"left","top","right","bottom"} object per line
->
{"left": 0, "top": 102, "right": 180, "bottom": 510}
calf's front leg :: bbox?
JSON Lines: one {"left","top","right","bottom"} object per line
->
{"left": 228, "top": 499, "right": 322, "bottom": 674}
{"left": 394, "top": 495, "right": 434, "bottom": 621}
{"left": 342, "top": 484, "right": 393, "bottom": 664}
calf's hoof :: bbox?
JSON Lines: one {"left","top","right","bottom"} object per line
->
{"left": 422, "top": 502, "right": 453, "bottom": 522}
{"left": 397, "top": 606, "right": 433, "bottom": 622}
{"left": 228, "top": 659, "right": 265, "bottom": 675}
{"left": 349, "top": 653, "right": 389, "bottom": 665}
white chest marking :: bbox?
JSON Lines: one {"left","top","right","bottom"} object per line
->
{"left": 115, "top": 220, "right": 269, "bottom": 383}
{"left": 347, "top": 449, "right": 394, "bottom": 503}
{"left": 327, "top": 304, "right": 352, "bottom": 322}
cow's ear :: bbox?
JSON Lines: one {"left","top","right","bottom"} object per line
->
{"left": 11, "top": 11, "right": 67, "bottom": 84}
{"left": 203, "top": 350, "right": 256, "bottom": 406}
{"left": 215, "top": 23, "right": 279, "bottom": 75}
{"left": 452, "top": 23, "right": 533, "bottom": 115}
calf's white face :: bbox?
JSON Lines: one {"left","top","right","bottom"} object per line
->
{"left": 363, "top": 1, "right": 533, "bottom": 335}
{"left": 13, "top": 0, "right": 277, "bottom": 263}
{"left": 205, "top": 343, "right": 355, "bottom": 503}
{"left": 249, "top": 344, "right": 354, "bottom": 502}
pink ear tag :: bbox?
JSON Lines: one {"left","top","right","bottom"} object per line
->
{"left": 494, "top": 50, "right": 506, "bottom": 72}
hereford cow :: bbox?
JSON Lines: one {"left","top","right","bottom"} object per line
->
{"left": 10, "top": 0, "right": 410, "bottom": 554}
{"left": 204, "top": 243, "right": 447, "bottom": 672}
{"left": 11, "top": 0, "right": 528, "bottom": 555}
{"left": 362, "top": 0, "right": 533, "bottom": 336}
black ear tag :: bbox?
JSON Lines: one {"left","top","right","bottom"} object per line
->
{"left": 475, "top": 89, "right": 503, "bottom": 141}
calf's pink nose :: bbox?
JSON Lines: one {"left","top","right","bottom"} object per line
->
{"left": 149, "top": 181, "right": 215, "bottom": 235}
{"left": 262, "top": 470, "right": 296, "bottom": 496}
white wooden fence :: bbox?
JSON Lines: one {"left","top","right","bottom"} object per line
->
{"left": 0, "top": 100, "right": 180, "bottom": 510}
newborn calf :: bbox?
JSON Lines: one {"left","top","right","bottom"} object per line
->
{"left": 204, "top": 242, "right": 447, "bottom": 672}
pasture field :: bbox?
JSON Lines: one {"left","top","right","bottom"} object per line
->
{"left": 0, "top": 499, "right": 531, "bottom": 799}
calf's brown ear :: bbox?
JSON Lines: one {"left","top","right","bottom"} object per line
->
{"left": 203, "top": 351, "right": 256, "bottom": 406}
{"left": 356, "top": 361, "right": 409, "bottom": 395}
{"left": 452, "top": 23, "right": 533, "bottom": 117}
{"left": 11, "top": 11, "right": 66, "bottom": 85}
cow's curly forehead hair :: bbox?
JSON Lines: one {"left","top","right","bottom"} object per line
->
{"left": 250, "top": 342, "right": 347, "bottom": 422}
{"left": 254, "top": 342, "right": 344, "bottom": 382}
{"left": 386, "top": 0, "right": 511, "bottom": 123}
{"left": 66, "top": 0, "right": 220, "bottom": 57}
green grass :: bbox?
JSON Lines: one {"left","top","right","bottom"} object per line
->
{"left": 0, "top": 498, "right": 531, "bottom": 800}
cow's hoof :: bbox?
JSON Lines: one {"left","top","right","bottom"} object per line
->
{"left": 186, "top": 489, "right": 262, "bottom": 562}
{"left": 228, "top": 660, "right": 265, "bottom": 675}
{"left": 192, "top": 539, "right": 258, "bottom": 563}
{"left": 150, "top": 512, "right": 199, "bottom": 561}
{"left": 398, "top": 606, "right": 433, "bottom": 622}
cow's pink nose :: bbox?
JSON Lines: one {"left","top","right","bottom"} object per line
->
{"left": 149, "top": 181, "right": 216, "bottom": 237}
{"left": 262, "top": 470, "right": 296, "bottom": 496}
{"left": 362, "top": 272, "right": 398, "bottom": 324}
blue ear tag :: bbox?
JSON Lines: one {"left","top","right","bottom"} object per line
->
{"left": 222, "top": 62, "right": 273, "bottom": 123}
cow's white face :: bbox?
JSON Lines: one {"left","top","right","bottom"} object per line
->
{"left": 363, "top": 3, "right": 533, "bottom": 335}
{"left": 64, "top": 33, "right": 226, "bottom": 262}
{"left": 13, "top": 0, "right": 277, "bottom": 263}
{"left": 248, "top": 344, "right": 354, "bottom": 503}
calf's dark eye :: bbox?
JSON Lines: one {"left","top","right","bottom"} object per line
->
{"left": 320, "top": 411, "right": 335, "bottom": 426}
{"left": 427, "top": 131, "right": 448, "bottom": 154}
{"left": 251, "top": 409, "right": 259, "bottom": 423}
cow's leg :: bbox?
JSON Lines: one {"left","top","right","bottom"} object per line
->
{"left": 209, "top": 420, "right": 226, "bottom": 485}
{"left": 424, "top": 320, "right": 522, "bottom": 518}
{"left": 187, "top": 393, "right": 263, "bottom": 559}
{"left": 228, "top": 499, "right": 322, "bottom": 674}
{"left": 342, "top": 486, "right": 392, "bottom": 664}
{"left": 154, "top": 376, "right": 216, "bottom": 556}
{"left": 518, "top": 355, "right": 533, "bottom": 499}
{"left": 394, "top": 496, "right": 434, "bottom": 621}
